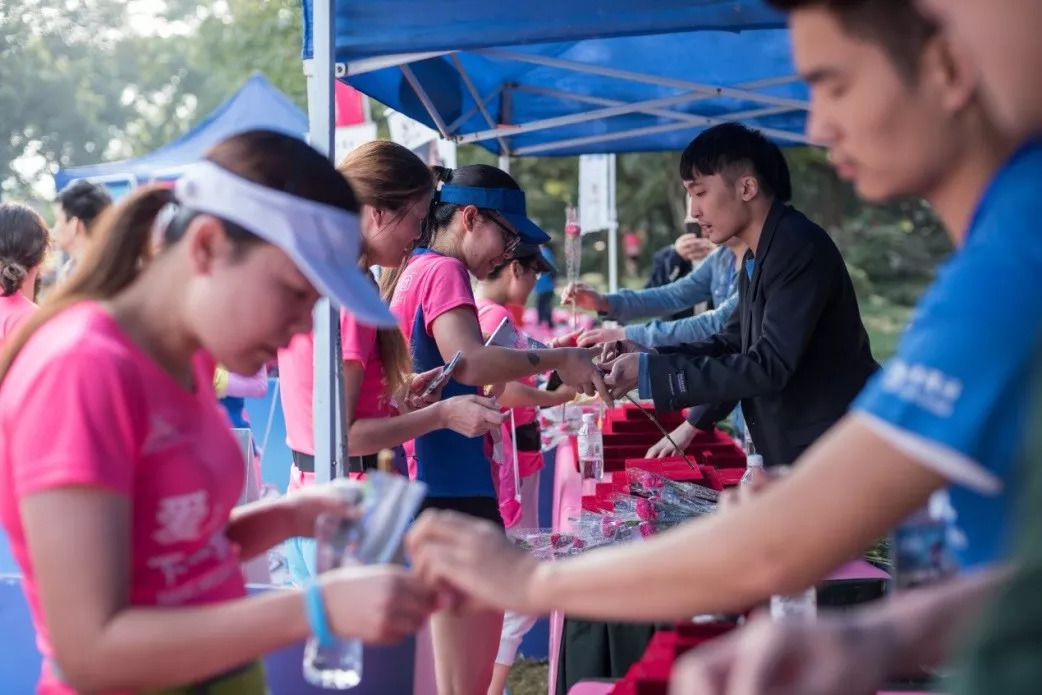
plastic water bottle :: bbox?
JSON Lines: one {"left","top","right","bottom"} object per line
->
{"left": 751, "top": 460, "right": 816, "bottom": 622}
{"left": 303, "top": 481, "right": 365, "bottom": 689}
{"left": 577, "top": 413, "right": 604, "bottom": 480}
{"left": 303, "top": 513, "right": 364, "bottom": 688}
{"left": 302, "top": 467, "right": 428, "bottom": 689}
{"left": 740, "top": 451, "right": 763, "bottom": 487}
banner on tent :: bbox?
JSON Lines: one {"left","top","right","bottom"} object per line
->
{"left": 335, "top": 122, "right": 379, "bottom": 161}
{"left": 387, "top": 110, "right": 458, "bottom": 169}
{"left": 579, "top": 154, "right": 617, "bottom": 234}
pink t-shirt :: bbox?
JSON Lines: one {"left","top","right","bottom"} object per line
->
{"left": 476, "top": 299, "right": 543, "bottom": 478}
{"left": 0, "top": 291, "right": 37, "bottom": 345}
{"left": 391, "top": 251, "right": 496, "bottom": 498}
{"left": 0, "top": 302, "right": 247, "bottom": 694}
{"left": 278, "top": 309, "right": 391, "bottom": 457}
{"left": 389, "top": 252, "right": 477, "bottom": 343}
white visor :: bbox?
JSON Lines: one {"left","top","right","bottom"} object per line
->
{"left": 174, "top": 161, "right": 396, "bottom": 327}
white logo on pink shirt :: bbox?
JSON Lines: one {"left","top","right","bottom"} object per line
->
{"left": 153, "top": 490, "right": 209, "bottom": 545}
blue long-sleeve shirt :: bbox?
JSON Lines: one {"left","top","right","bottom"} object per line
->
{"left": 604, "top": 246, "right": 739, "bottom": 348}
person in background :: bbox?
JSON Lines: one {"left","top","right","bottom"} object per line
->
{"left": 566, "top": 234, "right": 749, "bottom": 446}
{"left": 568, "top": 237, "right": 743, "bottom": 352}
{"left": 277, "top": 140, "right": 505, "bottom": 584}
{"left": 534, "top": 242, "right": 557, "bottom": 328}
{"left": 645, "top": 222, "right": 715, "bottom": 320}
{"left": 0, "top": 203, "right": 48, "bottom": 345}
{"left": 52, "top": 179, "right": 112, "bottom": 282}
{"left": 0, "top": 130, "right": 437, "bottom": 695}
{"left": 476, "top": 244, "right": 576, "bottom": 695}
{"left": 382, "top": 163, "right": 604, "bottom": 695}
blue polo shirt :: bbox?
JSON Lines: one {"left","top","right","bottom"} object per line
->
{"left": 855, "top": 140, "right": 1042, "bottom": 568}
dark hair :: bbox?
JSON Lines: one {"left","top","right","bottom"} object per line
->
{"left": 765, "top": 0, "right": 938, "bottom": 81}
{"left": 337, "top": 140, "right": 432, "bottom": 400}
{"left": 486, "top": 253, "right": 544, "bottom": 281}
{"left": 678, "top": 123, "right": 793, "bottom": 203}
{"left": 56, "top": 179, "right": 113, "bottom": 235}
{"left": 0, "top": 204, "right": 49, "bottom": 297}
{"left": 1, "top": 129, "right": 359, "bottom": 383}
{"left": 379, "top": 163, "right": 521, "bottom": 299}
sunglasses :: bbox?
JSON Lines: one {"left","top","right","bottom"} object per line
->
{"left": 484, "top": 212, "right": 521, "bottom": 256}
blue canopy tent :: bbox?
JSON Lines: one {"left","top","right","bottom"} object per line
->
{"left": 53, "top": 72, "right": 309, "bottom": 192}
{"left": 301, "top": 0, "right": 809, "bottom": 157}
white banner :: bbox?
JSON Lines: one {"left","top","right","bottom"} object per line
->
{"left": 387, "top": 110, "right": 439, "bottom": 151}
{"left": 579, "top": 153, "right": 617, "bottom": 234}
{"left": 386, "top": 110, "right": 457, "bottom": 168}
{"left": 334, "top": 122, "right": 378, "bottom": 162}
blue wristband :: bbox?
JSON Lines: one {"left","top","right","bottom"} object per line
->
{"left": 304, "top": 580, "right": 335, "bottom": 648}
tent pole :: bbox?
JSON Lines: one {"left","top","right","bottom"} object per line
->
{"left": 498, "top": 155, "right": 510, "bottom": 173}
{"left": 607, "top": 154, "right": 618, "bottom": 293}
{"left": 306, "top": 0, "right": 345, "bottom": 484}
{"left": 400, "top": 64, "right": 452, "bottom": 139}
{"left": 449, "top": 54, "right": 510, "bottom": 153}
{"left": 456, "top": 90, "right": 710, "bottom": 145}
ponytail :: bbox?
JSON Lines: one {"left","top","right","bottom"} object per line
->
{"left": 0, "top": 186, "right": 173, "bottom": 386}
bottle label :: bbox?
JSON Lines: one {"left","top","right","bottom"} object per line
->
{"left": 893, "top": 491, "right": 962, "bottom": 590}
{"left": 577, "top": 437, "right": 602, "bottom": 461}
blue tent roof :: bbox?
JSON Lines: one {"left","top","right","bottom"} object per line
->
{"left": 54, "top": 72, "right": 309, "bottom": 190}
{"left": 302, "top": 0, "right": 807, "bottom": 156}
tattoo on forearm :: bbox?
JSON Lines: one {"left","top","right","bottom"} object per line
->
{"left": 526, "top": 352, "right": 540, "bottom": 367}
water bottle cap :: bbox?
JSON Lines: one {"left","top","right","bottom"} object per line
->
{"left": 581, "top": 413, "right": 596, "bottom": 422}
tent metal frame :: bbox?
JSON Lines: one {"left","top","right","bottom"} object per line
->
{"left": 336, "top": 47, "right": 809, "bottom": 157}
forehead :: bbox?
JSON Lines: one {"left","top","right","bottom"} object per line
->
{"left": 684, "top": 172, "right": 725, "bottom": 189}
{"left": 788, "top": 7, "right": 896, "bottom": 81}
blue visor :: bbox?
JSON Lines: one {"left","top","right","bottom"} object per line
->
{"left": 438, "top": 184, "right": 550, "bottom": 245}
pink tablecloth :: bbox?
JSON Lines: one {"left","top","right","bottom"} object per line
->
{"left": 550, "top": 441, "right": 894, "bottom": 695}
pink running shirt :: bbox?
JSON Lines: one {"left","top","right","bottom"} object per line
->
{"left": 0, "top": 291, "right": 37, "bottom": 346}
{"left": 0, "top": 302, "right": 248, "bottom": 694}
{"left": 278, "top": 309, "right": 391, "bottom": 457}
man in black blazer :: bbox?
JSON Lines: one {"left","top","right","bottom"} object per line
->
{"left": 604, "top": 123, "right": 878, "bottom": 467}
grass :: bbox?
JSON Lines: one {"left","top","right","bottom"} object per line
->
{"left": 507, "top": 660, "right": 550, "bottom": 695}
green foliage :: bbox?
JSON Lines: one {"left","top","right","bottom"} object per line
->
{"left": 0, "top": 0, "right": 140, "bottom": 195}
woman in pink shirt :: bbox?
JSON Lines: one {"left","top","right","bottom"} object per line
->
{"left": 0, "top": 130, "right": 437, "bottom": 695}
{"left": 0, "top": 203, "right": 48, "bottom": 346}
{"left": 381, "top": 164, "right": 605, "bottom": 695}
{"left": 279, "top": 140, "right": 504, "bottom": 584}
{"left": 476, "top": 244, "right": 576, "bottom": 694}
